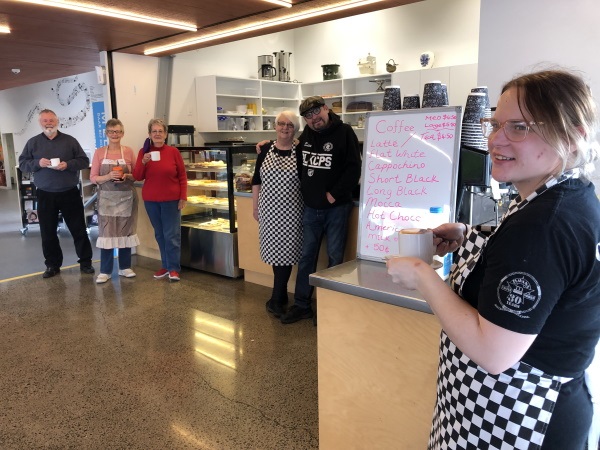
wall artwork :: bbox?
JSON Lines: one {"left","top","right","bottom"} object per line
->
{"left": 14, "top": 76, "right": 92, "bottom": 136}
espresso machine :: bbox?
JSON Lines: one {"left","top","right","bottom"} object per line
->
{"left": 274, "top": 50, "right": 292, "bottom": 82}
{"left": 258, "top": 55, "right": 277, "bottom": 81}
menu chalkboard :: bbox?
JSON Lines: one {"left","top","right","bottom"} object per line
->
{"left": 357, "top": 107, "right": 462, "bottom": 261}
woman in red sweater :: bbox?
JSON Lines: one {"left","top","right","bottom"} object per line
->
{"left": 133, "top": 119, "right": 187, "bottom": 281}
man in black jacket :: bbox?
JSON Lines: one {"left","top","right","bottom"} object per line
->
{"left": 281, "top": 96, "right": 361, "bottom": 324}
{"left": 19, "top": 109, "right": 94, "bottom": 278}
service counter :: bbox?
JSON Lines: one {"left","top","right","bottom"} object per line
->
{"left": 310, "top": 259, "right": 441, "bottom": 449}
{"left": 235, "top": 192, "right": 359, "bottom": 290}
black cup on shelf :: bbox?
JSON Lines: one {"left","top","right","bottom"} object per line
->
{"left": 422, "top": 81, "right": 445, "bottom": 108}
{"left": 402, "top": 94, "right": 420, "bottom": 109}
{"left": 383, "top": 86, "right": 402, "bottom": 111}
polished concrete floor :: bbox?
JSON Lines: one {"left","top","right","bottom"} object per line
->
{"left": 0, "top": 187, "right": 319, "bottom": 449}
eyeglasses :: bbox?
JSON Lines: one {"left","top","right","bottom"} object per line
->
{"left": 106, "top": 130, "right": 123, "bottom": 135}
{"left": 302, "top": 106, "right": 322, "bottom": 120}
{"left": 480, "top": 118, "right": 544, "bottom": 142}
{"left": 276, "top": 121, "right": 294, "bottom": 129}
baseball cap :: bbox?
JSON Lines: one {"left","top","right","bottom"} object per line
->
{"left": 299, "top": 96, "right": 325, "bottom": 116}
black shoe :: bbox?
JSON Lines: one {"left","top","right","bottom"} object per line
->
{"left": 80, "top": 264, "right": 95, "bottom": 274}
{"left": 266, "top": 299, "right": 286, "bottom": 318}
{"left": 280, "top": 305, "right": 313, "bottom": 324}
{"left": 42, "top": 267, "right": 60, "bottom": 279}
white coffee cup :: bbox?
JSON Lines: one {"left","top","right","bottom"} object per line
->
{"left": 50, "top": 158, "right": 60, "bottom": 167}
{"left": 397, "top": 228, "right": 435, "bottom": 263}
{"left": 150, "top": 151, "right": 161, "bottom": 161}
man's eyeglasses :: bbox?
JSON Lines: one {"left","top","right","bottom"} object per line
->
{"left": 302, "top": 106, "right": 322, "bottom": 120}
{"left": 480, "top": 118, "right": 544, "bottom": 142}
{"left": 276, "top": 121, "right": 294, "bottom": 129}
{"left": 106, "top": 130, "right": 123, "bottom": 135}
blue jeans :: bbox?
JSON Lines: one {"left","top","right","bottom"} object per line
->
{"left": 293, "top": 202, "right": 353, "bottom": 309}
{"left": 100, "top": 248, "right": 132, "bottom": 274}
{"left": 144, "top": 200, "right": 182, "bottom": 272}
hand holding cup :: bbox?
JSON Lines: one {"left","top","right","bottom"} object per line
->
{"left": 111, "top": 166, "right": 124, "bottom": 182}
{"left": 385, "top": 228, "right": 435, "bottom": 290}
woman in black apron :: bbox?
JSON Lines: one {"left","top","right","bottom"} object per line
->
{"left": 90, "top": 119, "right": 139, "bottom": 284}
{"left": 387, "top": 69, "right": 600, "bottom": 449}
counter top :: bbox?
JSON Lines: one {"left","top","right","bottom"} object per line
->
{"left": 309, "top": 259, "right": 433, "bottom": 314}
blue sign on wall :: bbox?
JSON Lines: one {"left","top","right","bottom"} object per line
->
{"left": 92, "top": 101, "right": 107, "bottom": 149}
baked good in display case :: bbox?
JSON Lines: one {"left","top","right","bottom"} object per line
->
{"left": 234, "top": 172, "right": 252, "bottom": 192}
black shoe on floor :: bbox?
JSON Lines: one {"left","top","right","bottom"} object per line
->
{"left": 42, "top": 267, "right": 60, "bottom": 279}
{"left": 266, "top": 299, "right": 286, "bottom": 318}
{"left": 80, "top": 264, "right": 95, "bottom": 274}
{"left": 280, "top": 305, "right": 313, "bottom": 324}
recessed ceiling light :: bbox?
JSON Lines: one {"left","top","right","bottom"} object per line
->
{"left": 0, "top": 25, "right": 10, "bottom": 33}
{"left": 17, "top": 0, "right": 197, "bottom": 31}
{"left": 145, "top": 0, "right": 383, "bottom": 55}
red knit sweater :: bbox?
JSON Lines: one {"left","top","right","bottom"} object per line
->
{"left": 133, "top": 144, "right": 187, "bottom": 202}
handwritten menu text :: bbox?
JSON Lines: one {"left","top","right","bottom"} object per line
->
{"left": 358, "top": 110, "right": 460, "bottom": 260}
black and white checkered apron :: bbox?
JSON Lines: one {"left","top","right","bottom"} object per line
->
{"left": 429, "top": 172, "right": 577, "bottom": 450}
{"left": 257, "top": 143, "right": 303, "bottom": 265}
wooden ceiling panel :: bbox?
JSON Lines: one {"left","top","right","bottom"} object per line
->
{"left": 0, "top": 0, "right": 422, "bottom": 91}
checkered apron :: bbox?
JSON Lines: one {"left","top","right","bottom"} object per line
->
{"left": 257, "top": 142, "right": 303, "bottom": 265}
{"left": 430, "top": 171, "right": 577, "bottom": 450}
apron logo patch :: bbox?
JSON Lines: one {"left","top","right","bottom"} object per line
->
{"left": 307, "top": 169, "right": 314, "bottom": 177}
{"left": 496, "top": 272, "right": 541, "bottom": 318}
{"left": 323, "top": 142, "right": 333, "bottom": 152}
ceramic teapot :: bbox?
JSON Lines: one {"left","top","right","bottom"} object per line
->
{"left": 386, "top": 59, "right": 398, "bottom": 73}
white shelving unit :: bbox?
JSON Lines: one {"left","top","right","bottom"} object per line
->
{"left": 195, "top": 75, "right": 301, "bottom": 133}
{"left": 195, "top": 64, "right": 478, "bottom": 135}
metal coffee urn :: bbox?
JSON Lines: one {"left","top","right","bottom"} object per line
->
{"left": 258, "top": 55, "right": 277, "bottom": 81}
{"left": 273, "top": 50, "right": 292, "bottom": 82}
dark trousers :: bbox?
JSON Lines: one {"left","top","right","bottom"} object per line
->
{"left": 37, "top": 187, "right": 93, "bottom": 268}
{"left": 293, "top": 202, "right": 353, "bottom": 309}
{"left": 542, "top": 374, "right": 592, "bottom": 449}
{"left": 271, "top": 265, "right": 292, "bottom": 303}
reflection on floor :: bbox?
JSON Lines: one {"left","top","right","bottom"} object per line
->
{"left": 0, "top": 187, "right": 318, "bottom": 449}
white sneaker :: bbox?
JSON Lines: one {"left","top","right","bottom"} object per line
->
{"left": 118, "top": 268, "right": 136, "bottom": 278}
{"left": 96, "top": 273, "right": 110, "bottom": 284}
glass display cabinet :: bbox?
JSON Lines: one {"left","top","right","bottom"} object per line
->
{"left": 178, "top": 145, "right": 256, "bottom": 278}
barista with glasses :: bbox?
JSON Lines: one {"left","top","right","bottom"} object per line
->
{"left": 388, "top": 69, "right": 600, "bottom": 449}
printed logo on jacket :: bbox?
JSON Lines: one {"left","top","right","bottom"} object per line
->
{"left": 302, "top": 142, "right": 334, "bottom": 176}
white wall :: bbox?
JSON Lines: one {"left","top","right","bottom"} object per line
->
{"left": 479, "top": 0, "right": 600, "bottom": 105}
{"left": 168, "top": 0, "right": 480, "bottom": 127}
{"left": 111, "top": 53, "right": 161, "bottom": 152}
{"left": 0, "top": 71, "right": 103, "bottom": 160}
{"left": 293, "top": 0, "right": 480, "bottom": 82}
{"left": 478, "top": 0, "right": 600, "bottom": 187}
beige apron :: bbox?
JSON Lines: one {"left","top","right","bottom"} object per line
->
{"left": 95, "top": 146, "right": 140, "bottom": 249}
